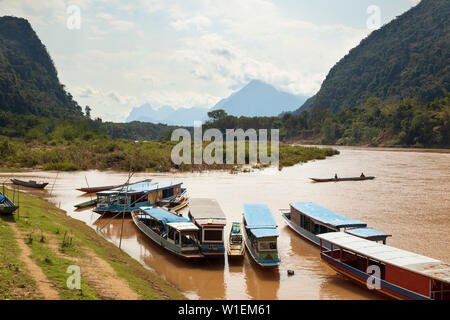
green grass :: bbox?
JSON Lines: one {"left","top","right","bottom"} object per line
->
{"left": 1, "top": 136, "right": 339, "bottom": 173}
{"left": 0, "top": 167, "right": 26, "bottom": 172}
{"left": 0, "top": 216, "right": 41, "bottom": 300}
{"left": 279, "top": 145, "right": 340, "bottom": 170}
{"left": 9, "top": 189, "right": 186, "bottom": 300}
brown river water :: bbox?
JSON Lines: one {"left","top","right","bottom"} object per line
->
{"left": 1, "top": 146, "right": 449, "bottom": 300}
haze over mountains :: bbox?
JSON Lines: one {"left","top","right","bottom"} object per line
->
{"left": 126, "top": 104, "right": 209, "bottom": 126}
{"left": 127, "top": 80, "right": 308, "bottom": 125}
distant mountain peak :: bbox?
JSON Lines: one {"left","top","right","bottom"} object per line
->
{"left": 213, "top": 80, "right": 308, "bottom": 117}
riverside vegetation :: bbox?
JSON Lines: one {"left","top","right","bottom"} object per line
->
{"left": 205, "top": 92, "right": 450, "bottom": 148}
{"left": 0, "top": 114, "right": 339, "bottom": 172}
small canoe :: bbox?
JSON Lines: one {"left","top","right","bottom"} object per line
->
{"left": 74, "top": 199, "right": 97, "bottom": 209}
{"left": 76, "top": 178, "right": 152, "bottom": 193}
{"left": 227, "top": 222, "right": 245, "bottom": 258}
{"left": 310, "top": 176, "right": 375, "bottom": 183}
{"left": 0, "top": 193, "right": 18, "bottom": 215}
{"left": 10, "top": 178, "right": 49, "bottom": 189}
{"left": 76, "top": 185, "right": 118, "bottom": 193}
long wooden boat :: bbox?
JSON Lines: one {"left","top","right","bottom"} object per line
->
{"left": 94, "top": 180, "right": 183, "bottom": 215}
{"left": 188, "top": 198, "right": 227, "bottom": 257}
{"left": 242, "top": 203, "right": 280, "bottom": 268}
{"left": 227, "top": 222, "right": 245, "bottom": 258}
{"left": 10, "top": 178, "right": 48, "bottom": 189}
{"left": 131, "top": 207, "right": 204, "bottom": 259}
{"left": 310, "top": 176, "right": 375, "bottom": 182}
{"left": 0, "top": 192, "right": 18, "bottom": 215}
{"left": 74, "top": 199, "right": 97, "bottom": 209}
{"left": 77, "top": 178, "right": 152, "bottom": 193}
{"left": 281, "top": 202, "right": 390, "bottom": 250}
{"left": 160, "top": 188, "right": 188, "bottom": 211}
{"left": 318, "top": 232, "right": 450, "bottom": 300}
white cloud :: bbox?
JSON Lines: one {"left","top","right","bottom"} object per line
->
{"left": 1, "top": 0, "right": 416, "bottom": 121}
{"left": 95, "top": 12, "right": 135, "bottom": 31}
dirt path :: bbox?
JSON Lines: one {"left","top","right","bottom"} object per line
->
{"left": 8, "top": 222, "right": 60, "bottom": 300}
{"left": 47, "top": 237, "right": 139, "bottom": 300}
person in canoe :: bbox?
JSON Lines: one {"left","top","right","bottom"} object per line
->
{"left": 334, "top": 173, "right": 338, "bottom": 179}
{"left": 360, "top": 172, "right": 365, "bottom": 178}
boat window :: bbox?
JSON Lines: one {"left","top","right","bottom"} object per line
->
{"left": 181, "top": 233, "right": 197, "bottom": 247}
{"left": 98, "top": 196, "right": 108, "bottom": 204}
{"left": 118, "top": 196, "right": 128, "bottom": 205}
{"left": 168, "top": 227, "right": 175, "bottom": 241}
{"left": 204, "top": 229, "right": 222, "bottom": 242}
{"left": 431, "top": 279, "right": 450, "bottom": 300}
{"left": 230, "top": 235, "right": 242, "bottom": 244}
{"left": 259, "top": 241, "right": 277, "bottom": 251}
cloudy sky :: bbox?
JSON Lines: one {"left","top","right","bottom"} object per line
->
{"left": 1, "top": 0, "right": 420, "bottom": 121}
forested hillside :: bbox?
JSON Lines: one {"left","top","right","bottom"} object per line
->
{"left": 296, "top": 0, "right": 449, "bottom": 114}
{"left": 0, "top": 16, "right": 83, "bottom": 118}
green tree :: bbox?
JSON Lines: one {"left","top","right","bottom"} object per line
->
{"left": 207, "top": 109, "right": 227, "bottom": 121}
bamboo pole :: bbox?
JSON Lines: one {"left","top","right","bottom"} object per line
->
{"left": 49, "top": 171, "right": 59, "bottom": 197}
{"left": 85, "top": 175, "right": 92, "bottom": 201}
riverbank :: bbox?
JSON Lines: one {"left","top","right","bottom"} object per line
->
{"left": 0, "top": 188, "right": 186, "bottom": 300}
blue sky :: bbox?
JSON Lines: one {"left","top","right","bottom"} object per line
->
{"left": 1, "top": 0, "right": 420, "bottom": 121}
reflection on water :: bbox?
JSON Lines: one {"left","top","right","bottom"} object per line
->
{"left": 1, "top": 147, "right": 449, "bottom": 300}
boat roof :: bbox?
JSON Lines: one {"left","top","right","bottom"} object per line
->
{"left": 251, "top": 228, "right": 279, "bottom": 238}
{"left": 345, "top": 227, "right": 391, "bottom": 239}
{"left": 166, "top": 222, "right": 199, "bottom": 232}
{"left": 243, "top": 204, "right": 278, "bottom": 238}
{"left": 139, "top": 207, "right": 189, "bottom": 224}
{"left": 290, "top": 202, "right": 367, "bottom": 229}
{"left": 98, "top": 181, "right": 182, "bottom": 195}
{"left": 188, "top": 198, "right": 227, "bottom": 226}
{"left": 318, "top": 232, "right": 450, "bottom": 283}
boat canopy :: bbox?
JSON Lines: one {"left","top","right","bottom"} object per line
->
{"left": 345, "top": 227, "right": 391, "bottom": 239}
{"left": 140, "top": 207, "right": 188, "bottom": 225}
{"left": 290, "top": 202, "right": 367, "bottom": 229}
{"left": 166, "top": 222, "right": 199, "bottom": 232}
{"left": 318, "top": 232, "right": 450, "bottom": 284}
{"left": 188, "top": 198, "right": 227, "bottom": 226}
{"left": 243, "top": 204, "right": 278, "bottom": 239}
{"left": 251, "top": 228, "right": 279, "bottom": 238}
{"left": 98, "top": 181, "right": 182, "bottom": 195}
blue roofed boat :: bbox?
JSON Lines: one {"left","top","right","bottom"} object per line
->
{"left": 242, "top": 203, "right": 280, "bottom": 268}
{"left": 281, "top": 202, "right": 390, "bottom": 250}
{"left": 131, "top": 207, "right": 204, "bottom": 259}
{"left": 95, "top": 181, "right": 185, "bottom": 215}
{"left": 0, "top": 192, "right": 18, "bottom": 215}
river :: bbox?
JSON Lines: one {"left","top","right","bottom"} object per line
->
{"left": 2, "top": 146, "right": 449, "bottom": 300}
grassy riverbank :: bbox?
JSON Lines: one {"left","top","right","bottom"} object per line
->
{"left": 0, "top": 188, "right": 186, "bottom": 300}
{"left": 0, "top": 137, "right": 339, "bottom": 172}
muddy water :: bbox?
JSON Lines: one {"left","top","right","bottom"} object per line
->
{"left": 2, "top": 147, "right": 449, "bottom": 300}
